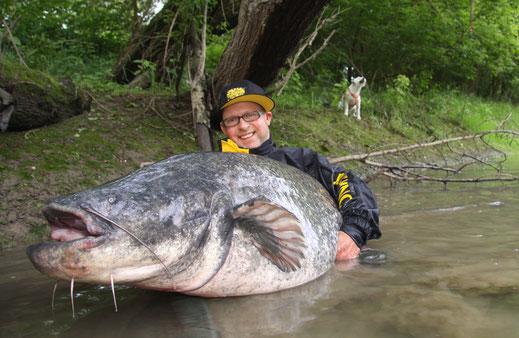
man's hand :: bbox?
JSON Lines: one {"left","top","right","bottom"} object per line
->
{"left": 335, "top": 231, "right": 360, "bottom": 260}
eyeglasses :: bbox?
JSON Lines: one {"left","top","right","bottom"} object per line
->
{"left": 221, "top": 111, "right": 264, "bottom": 127}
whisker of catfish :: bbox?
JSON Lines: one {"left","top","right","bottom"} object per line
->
{"left": 111, "top": 274, "right": 118, "bottom": 312}
{"left": 52, "top": 280, "right": 58, "bottom": 311}
{"left": 70, "top": 277, "right": 75, "bottom": 318}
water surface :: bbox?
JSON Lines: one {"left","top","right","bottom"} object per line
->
{"left": 1, "top": 181, "right": 518, "bottom": 337}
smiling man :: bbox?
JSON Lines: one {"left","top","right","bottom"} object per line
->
{"left": 215, "top": 80, "right": 381, "bottom": 260}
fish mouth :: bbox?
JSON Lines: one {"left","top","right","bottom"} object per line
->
{"left": 29, "top": 203, "right": 168, "bottom": 284}
{"left": 43, "top": 204, "right": 110, "bottom": 249}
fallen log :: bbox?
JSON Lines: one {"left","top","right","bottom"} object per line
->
{"left": 0, "top": 59, "right": 90, "bottom": 132}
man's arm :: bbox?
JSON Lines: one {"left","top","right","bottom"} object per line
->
{"left": 304, "top": 150, "right": 382, "bottom": 251}
{"left": 259, "top": 146, "right": 381, "bottom": 257}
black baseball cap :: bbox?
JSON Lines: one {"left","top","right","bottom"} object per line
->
{"left": 213, "top": 80, "right": 275, "bottom": 128}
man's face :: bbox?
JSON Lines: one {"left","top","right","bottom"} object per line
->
{"left": 220, "top": 101, "right": 272, "bottom": 149}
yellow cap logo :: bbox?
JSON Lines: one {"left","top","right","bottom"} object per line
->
{"left": 226, "top": 87, "right": 245, "bottom": 101}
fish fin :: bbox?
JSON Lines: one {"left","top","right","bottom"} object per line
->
{"left": 231, "top": 197, "right": 306, "bottom": 272}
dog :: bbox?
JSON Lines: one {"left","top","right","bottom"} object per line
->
{"left": 338, "top": 76, "right": 366, "bottom": 120}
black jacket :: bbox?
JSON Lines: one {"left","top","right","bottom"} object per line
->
{"left": 217, "top": 137, "right": 381, "bottom": 247}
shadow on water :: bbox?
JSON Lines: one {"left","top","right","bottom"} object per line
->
{"left": 1, "top": 172, "right": 518, "bottom": 337}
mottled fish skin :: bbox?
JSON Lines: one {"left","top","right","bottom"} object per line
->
{"left": 27, "top": 152, "right": 341, "bottom": 297}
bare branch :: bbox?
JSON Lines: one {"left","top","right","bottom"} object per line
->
{"left": 382, "top": 170, "right": 518, "bottom": 183}
{"left": 2, "top": 18, "right": 27, "bottom": 67}
{"left": 330, "top": 130, "right": 519, "bottom": 184}
{"left": 330, "top": 130, "right": 519, "bottom": 164}
{"left": 274, "top": 7, "right": 341, "bottom": 95}
{"left": 161, "top": 8, "right": 180, "bottom": 83}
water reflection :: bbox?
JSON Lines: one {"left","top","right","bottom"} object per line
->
{"left": 0, "top": 248, "right": 339, "bottom": 337}
{"left": 1, "top": 182, "right": 518, "bottom": 337}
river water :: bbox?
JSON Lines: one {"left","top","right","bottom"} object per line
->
{"left": 1, "top": 175, "right": 518, "bottom": 337}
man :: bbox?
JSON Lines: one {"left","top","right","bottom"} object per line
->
{"left": 213, "top": 80, "right": 381, "bottom": 260}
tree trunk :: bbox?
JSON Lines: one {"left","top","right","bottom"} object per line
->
{"left": 0, "top": 60, "right": 90, "bottom": 132}
{"left": 210, "top": 0, "right": 331, "bottom": 107}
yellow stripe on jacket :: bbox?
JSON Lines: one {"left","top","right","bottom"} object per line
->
{"left": 333, "top": 173, "right": 353, "bottom": 208}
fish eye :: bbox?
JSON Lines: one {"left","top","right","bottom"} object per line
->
{"left": 108, "top": 197, "right": 115, "bottom": 204}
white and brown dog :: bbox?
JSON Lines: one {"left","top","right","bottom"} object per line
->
{"left": 338, "top": 76, "right": 366, "bottom": 120}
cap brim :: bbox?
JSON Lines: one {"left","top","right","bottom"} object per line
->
{"left": 220, "top": 94, "right": 275, "bottom": 112}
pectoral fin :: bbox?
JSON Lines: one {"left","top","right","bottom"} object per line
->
{"left": 231, "top": 197, "right": 306, "bottom": 272}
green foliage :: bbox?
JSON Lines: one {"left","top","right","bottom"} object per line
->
{"left": 274, "top": 69, "right": 518, "bottom": 152}
{"left": 392, "top": 75, "right": 411, "bottom": 94}
{"left": 276, "top": 71, "right": 339, "bottom": 110}
{"left": 412, "top": 70, "right": 434, "bottom": 94}
{"left": 1, "top": 0, "right": 141, "bottom": 77}
{"left": 305, "top": 0, "right": 519, "bottom": 101}
{"left": 2, "top": 0, "right": 518, "bottom": 132}
{"left": 134, "top": 59, "right": 158, "bottom": 87}
{"left": 206, "top": 31, "right": 231, "bottom": 77}
{"left": 3, "top": 0, "right": 518, "bottom": 103}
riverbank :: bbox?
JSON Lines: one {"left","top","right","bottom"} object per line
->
{"left": 0, "top": 88, "right": 517, "bottom": 248}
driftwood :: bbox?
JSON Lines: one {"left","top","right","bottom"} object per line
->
{"left": 0, "top": 59, "right": 90, "bottom": 132}
{"left": 329, "top": 130, "right": 519, "bottom": 184}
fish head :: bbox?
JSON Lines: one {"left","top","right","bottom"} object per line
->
{"left": 27, "top": 164, "right": 233, "bottom": 290}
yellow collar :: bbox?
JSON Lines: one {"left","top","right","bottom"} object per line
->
{"left": 220, "top": 139, "right": 250, "bottom": 154}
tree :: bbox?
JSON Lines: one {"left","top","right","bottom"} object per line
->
{"left": 210, "top": 0, "right": 332, "bottom": 98}
{"left": 112, "top": 0, "right": 332, "bottom": 150}
{"left": 304, "top": 0, "right": 519, "bottom": 100}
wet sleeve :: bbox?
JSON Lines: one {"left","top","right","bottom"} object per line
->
{"left": 334, "top": 170, "right": 381, "bottom": 247}
{"left": 302, "top": 150, "right": 382, "bottom": 247}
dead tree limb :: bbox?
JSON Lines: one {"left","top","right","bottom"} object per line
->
{"left": 329, "top": 130, "right": 519, "bottom": 184}
{"left": 161, "top": 8, "right": 180, "bottom": 83}
{"left": 382, "top": 171, "right": 518, "bottom": 183}
{"left": 275, "top": 7, "right": 340, "bottom": 96}
{"left": 2, "top": 18, "right": 27, "bottom": 67}
{"left": 330, "top": 130, "right": 519, "bottom": 164}
{"left": 1, "top": 59, "right": 90, "bottom": 131}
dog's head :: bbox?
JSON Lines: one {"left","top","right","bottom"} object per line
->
{"left": 352, "top": 76, "right": 367, "bottom": 89}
